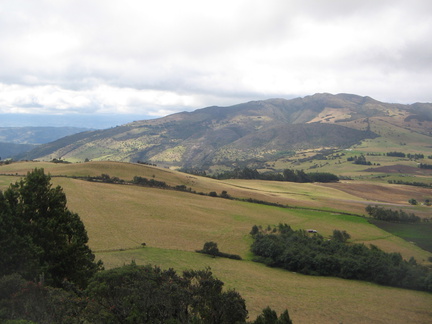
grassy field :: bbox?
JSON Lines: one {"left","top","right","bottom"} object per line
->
{"left": 1, "top": 161, "right": 432, "bottom": 323}
{"left": 98, "top": 247, "right": 432, "bottom": 323}
{"left": 370, "top": 220, "right": 432, "bottom": 253}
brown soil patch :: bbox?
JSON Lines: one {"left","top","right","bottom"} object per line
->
{"left": 364, "top": 164, "right": 432, "bottom": 175}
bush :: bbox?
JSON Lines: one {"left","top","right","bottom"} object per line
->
{"left": 196, "top": 242, "right": 242, "bottom": 260}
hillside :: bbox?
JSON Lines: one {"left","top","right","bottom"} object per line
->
{"left": 0, "top": 161, "right": 431, "bottom": 323}
{"left": 19, "top": 93, "right": 432, "bottom": 172}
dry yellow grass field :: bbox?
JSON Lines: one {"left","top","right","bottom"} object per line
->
{"left": 1, "top": 161, "right": 431, "bottom": 323}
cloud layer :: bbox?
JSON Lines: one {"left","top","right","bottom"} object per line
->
{"left": 1, "top": 0, "right": 431, "bottom": 116}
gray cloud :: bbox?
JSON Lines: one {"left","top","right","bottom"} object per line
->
{"left": 0, "top": 0, "right": 431, "bottom": 117}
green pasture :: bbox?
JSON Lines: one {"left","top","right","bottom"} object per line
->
{"left": 370, "top": 220, "right": 432, "bottom": 253}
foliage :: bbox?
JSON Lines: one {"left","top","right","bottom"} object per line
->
{"left": 252, "top": 307, "right": 293, "bottom": 324}
{"left": 132, "top": 176, "right": 168, "bottom": 188}
{"left": 85, "top": 263, "right": 248, "bottom": 324}
{"left": 307, "top": 172, "right": 339, "bottom": 183}
{"left": 332, "top": 229, "right": 351, "bottom": 243}
{"left": 0, "top": 168, "right": 102, "bottom": 288}
{"left": 196, "top": 242, "right": 242, "bottom": 260}
{"left": 408, "top": 198, "right": 418, "bottom": 205}
{"left": 0, "top": 265, "right": 252, "bottom": 324}
{"left": 365, "top": 205, "right": 421, "bottom": 223}
{"left": 215, "top": 167, "right": 338, "bottom": 183}
{"left": 408, "top": 153, "right": 424, "bottom": 160}
{"left": 387, "top": 179, "right": 432, "bottom": 188}
{"left": 347, "top": 154, "right": 372, "bottom": 165}
{"left": 386, "top": 151, "right": 406, "bottom": 157}
{"left": 0, "top": 273, "right": 85, "bottom": 324}
{"left": 250, "top": 224, "right": 432, "bottom": 292}
{"left": 419, "top": 163, "right": 432, "bottom": 170}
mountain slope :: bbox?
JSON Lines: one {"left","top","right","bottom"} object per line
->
{"left": 20, "top": 93, "right": 432, "bottom": 169}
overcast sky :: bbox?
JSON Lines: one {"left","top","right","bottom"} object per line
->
{"left": 1, "top": 0, "right": 431, "bottom": 119}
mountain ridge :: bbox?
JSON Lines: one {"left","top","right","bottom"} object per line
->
{"left": 18, "top": 93, "right": 432, "bottom": 170}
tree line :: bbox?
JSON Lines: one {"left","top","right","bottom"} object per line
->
{"left": 365, "top": 205, "right": 422, "bottom": 223}
{"left": 250, "top": 224, "right": 432, "bottom": 292}
{"left": 215, "top": 167, "right": 339, "bottom": 183}
{"left": 0, "top": 169, "right": 293, "bottom": 323}
{"left": 387, "top": 179, "right": 432, "bottom": 188}
{"left": 419, "top": 163, "right": 432, "bottom": 170}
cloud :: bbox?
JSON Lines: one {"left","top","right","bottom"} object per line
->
{"left": 0, "top": 0, "right": 431, "bottom": 118}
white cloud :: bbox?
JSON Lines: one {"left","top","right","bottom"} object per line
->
{"left": 0, "top": 0, "right": 431, "bottom": 119}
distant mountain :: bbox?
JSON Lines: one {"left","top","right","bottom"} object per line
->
{"left": 0, "top": 142, "right": 37, "bottom": 160}
{"left": 0, "top": 127, "right": 91, "bottom": 145}
{"left": 19, "top": 93, "right": 432, "bottom": 170}
{"left": 0, "top": 126, "right": 91, "bottom": 160}
{"left": 0, "top": 114, "right": 153, "bottom": 129}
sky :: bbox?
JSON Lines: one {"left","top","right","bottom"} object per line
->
{"left": 1, "top": 0, "right": 432, "bottom": 123}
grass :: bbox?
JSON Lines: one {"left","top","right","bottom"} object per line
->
{"left": 98, "top": 247, "right": 432, "bottom": 323}
{"left": 369, "top": 220, "right": 432, "bottom": 253}
{"left": 1, "top": 161, "right": 432, "bottom": 323}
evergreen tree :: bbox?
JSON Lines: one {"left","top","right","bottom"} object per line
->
{"left": 0, "top": 168, "right": 102, "bottom": 288}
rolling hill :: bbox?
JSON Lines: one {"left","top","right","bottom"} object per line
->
{"left": 19, "top": 93, "right": 432, "bottom": 172}
{"left": 0, "top": 161, "right": 431, "bottom": 323}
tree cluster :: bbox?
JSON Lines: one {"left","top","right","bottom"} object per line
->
{"left": 250, "top": 224, "right": 432, "bottom": 292}
{"left": 0, "top": 264, "right": 250, "bottom": 323}
{"left": 419, "top": 163, "right": 432, "bottom": 170}
{"left": 408, "top": 153, "right": 424, "bottom": 160}
{"left": 196, "top": 242, "right": 242, "bottom": 260}
{"left": 215, "top": 167, "right": 338, "bottom": 183}
{"left": 388, "top": 179, "right": 432, "bottom": 188}
{"left": 85, "top": 173, "right": 126, "bottom": 184}
{"left": 347, "top": 155, "right": 372, "bottom": 165}
{"left": 386, "top": 151, "right": 406, "bottom": 157}
{"left": 365, "top": 205, "right": 421, "bottom": 223}
{"left": 132, "top": 175, "right": 168, "bottom": 188}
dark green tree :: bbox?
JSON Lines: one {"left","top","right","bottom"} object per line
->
{"left": 253, "top": 306, "right": 292, "bottom": 324}
{"left": 85, "top": 264, "right": 248, "bottom": 324}
{"left": 332, "top": 229, "right": 351, "bottom": 243}
{"left": 282, "top": 169, "right": 298, "bottom": 182}
{"left": 0, "top": 168, "right": 102, "bottom": 288}
{"left": 408, "top": 198, "right": 418, "bottom": 205}
{"left": 201, "top": 241, "right": 220, "bottom": 257}
{"left": 0, "top": 273, "right": 85, "bottom": 324}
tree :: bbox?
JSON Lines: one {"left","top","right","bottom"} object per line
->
{"left": 0, "top": 168, "right": 102, "bottom": 288}
{"left": 0, "top": 273, "right": 85, "bottom": 324}
{"left": 408, "top": 198, "right": 418, "bottom": 205}
{"left": 201, "top": 241, "right": 220, "bottom": 257}
{"left": 253, "top": 307, "right": 293, "bottom": 324}
{"left": 85, "top": 264, "right": 248, "bottom": 324}
{"left": 283, "top": 169, "right": 298, "bottom": 182}
{"left": 332, "top": 229, "right": 351, "bottom": 243}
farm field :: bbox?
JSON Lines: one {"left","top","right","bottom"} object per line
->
{"left": 1, "top": 161, "right": 432, "bottom": 323}
{"left": 370, "top": 220, "right": 432, "bottom": 253}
